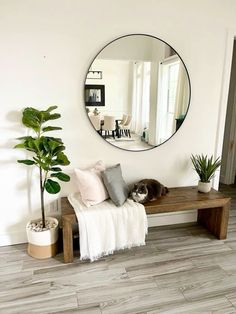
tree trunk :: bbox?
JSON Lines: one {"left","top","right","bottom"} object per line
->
{"left": 39, "top": 167, "right": 46, "bottom": 228}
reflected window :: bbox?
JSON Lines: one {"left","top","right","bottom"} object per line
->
{"left": 131, "top": 62, "right": 151, "bottom": 136}
{"left": 156, "top": 55, "right": 188, "bottom": 145}
{"left": 167, "top": 62, "right": 180, "bottom": 114}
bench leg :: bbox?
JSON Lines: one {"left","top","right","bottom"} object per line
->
{"left": 197, "top": 202, "right": 230, "bottom": 239}
{"left": 62, "top": 219, "right": 74, "bottom": 263}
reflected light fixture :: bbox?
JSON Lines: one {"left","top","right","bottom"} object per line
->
{"left": 87, "top": 70, "right": 103, "bottom": 79}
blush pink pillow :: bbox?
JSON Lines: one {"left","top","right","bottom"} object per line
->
{"left": 74, "top": 161, "right": 109, "bottom": 207}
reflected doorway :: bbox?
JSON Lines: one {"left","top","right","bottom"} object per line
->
{"left": 220, "top": 39, "right": 236, "bottom": 185}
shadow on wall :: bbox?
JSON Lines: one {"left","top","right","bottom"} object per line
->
{"left": 0, "top": 110, "right": 24, "bottom": 149}
{"left": 2, "top": 168, "right": 78, "bottom": 246}
{"left": 59, "top": 170, "right": 79, "bottom": 196}
{"left": 6, "top": 109, "right": 22, "bottom": 124}
{"left": 0, "top": 164, "right": 35, "bottom": 223}
{"left": 4, "top": 196, "right": 62, "bottom": 246}
{"left": 1, "top": 110, "right": 35, "bottom": 245}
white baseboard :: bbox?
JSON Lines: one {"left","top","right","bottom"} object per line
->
{"left": 0, "top": 231, "right": 27, "bottom": 247}
{"left": 0, "top": 211, "right": 198, "bottom": 247}
{"left": 147, "top": 210, "right": 197, "bottom": 227}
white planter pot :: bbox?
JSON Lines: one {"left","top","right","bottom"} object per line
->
{"left": 198, "top": 181, "right": 212, "bottom": 193}
{"left": 26, "top": 217, "right": 59, "bottom": 259}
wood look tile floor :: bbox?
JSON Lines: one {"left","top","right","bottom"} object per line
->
{"left": 1, "top": 184, "right": 236, "bottom": 313}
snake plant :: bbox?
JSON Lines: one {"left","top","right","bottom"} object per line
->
{"left": 191, "top": 154, "right": 221, "bottom": 183}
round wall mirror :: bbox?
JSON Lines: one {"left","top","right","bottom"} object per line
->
{"left": 84, "top": 34, "right": 191, "bottom": 151}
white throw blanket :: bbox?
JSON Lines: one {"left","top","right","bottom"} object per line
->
{"left": 68, "top": 192, "right": 148, "bottom": 262}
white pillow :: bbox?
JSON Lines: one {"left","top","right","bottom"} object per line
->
{"left": 74, "top": 161, "right": 109, "bottom": 207}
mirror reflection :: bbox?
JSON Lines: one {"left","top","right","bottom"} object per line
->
{"left": 85, "top": 34, "right": 190, "bottom": 151}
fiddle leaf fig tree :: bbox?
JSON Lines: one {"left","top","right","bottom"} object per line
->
{"left": 15, "top": 106, "right": 70, "bottom": 228}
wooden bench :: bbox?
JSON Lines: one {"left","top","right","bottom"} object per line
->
{"left": 61, "top": 186, "right": 231, "bottom": 263}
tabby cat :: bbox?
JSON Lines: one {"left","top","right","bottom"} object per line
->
{"left": 131, "top": 179, "right": 169, "bottom": 204}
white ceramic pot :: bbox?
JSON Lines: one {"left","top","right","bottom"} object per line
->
{"left": 198, "top": 181, "right": 212, "bottom": 193}
{"left": 26, "top": 217, "right": 59, "bottom": 259}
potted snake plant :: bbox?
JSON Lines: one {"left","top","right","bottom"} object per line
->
{"left": 15, "top": 106, "right": 70, "bottom": 258}
{"left": 191, "top": 154, "right": 221, "bottom": 193}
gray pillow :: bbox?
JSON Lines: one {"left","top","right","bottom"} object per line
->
{"left": 101, "top": 164, "right": 129, "bottom": 206}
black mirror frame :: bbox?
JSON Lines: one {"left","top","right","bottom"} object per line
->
{"left": 84, "top": 33, "right": 191, "bottom": 152}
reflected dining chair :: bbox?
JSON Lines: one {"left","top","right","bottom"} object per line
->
{"left": 119, "top": 114, "right": 128, "bottom": 127}
{"left": 120, "top": 115, "right": 132, "bottom": 137}
{"left": 102, "top": 116, "right": 116, "bottom": 139}
{"left": 90, "top": 115, "right": 101, "bottom": 134}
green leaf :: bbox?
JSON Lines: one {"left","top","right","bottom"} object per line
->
{"left": 51, "top": 172, "right": 70, "bottom": 182}
{"left": 22, "top": 107, "right": 41, "bottom": 132}
{"left": 16, "top": 136, "right": 33, "bottom": 140}
{"left": 52, "top": 145, "right": 65, "bottom": 156}
{"left": 16, "top": 136, "right": 43, "bottom": 153}
{"left": 21, "top": 106, "right": 61, "bottom": 130}
{"left": 45, "top": 136, "right": 63, "bottom": 144}
{"left": 42, "top": 137, "right": 50, "bottom": 152}
{"left": 40, "top": 111, "right": 50, "bottom": 123}
{"left": 33, "top": 138, "right": 42, "bottom": 152}
{"left": 44, "top": 179, "right": 61, "bottom": 194}
{"left": 47, "top": 113, "right": 61, "bottom": 120}
{"left": 47, "top": 139, "right": 61, "bottom": 153}
{"left": 53, "top": 152, "right": 70, "bottom": 166}
{"left": 17, "top": 159, "right": 35, "bottom": 165}
{"left": 42, "top": 126, "right": 62, "bottom": 132}
{"left": 14, "top": 143, "right": 25, "bottom": 149}
{"left": 33, "top": 157, "right": 41, "bottom": 164}
{"left": 45, "top": 105, "right": 58, "bottom": 113}
{"left": 41, "top": 112, "right": 61, "bottom": 123}
{"left": 51, "top": 167, "right": 62, "bottom": 172}
{"left": 41, "top": 106, "right": 59, "bottom": 122}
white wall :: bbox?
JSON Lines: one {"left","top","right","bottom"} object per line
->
{"left": 98, "top": 35, "right": 163, "bottom": 61}
{"left": 0, "top": 0, "right": 235, "bottom": 245}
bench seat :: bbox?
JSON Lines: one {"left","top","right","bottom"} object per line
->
{"left": 61, "top": 186, "right": 231, "bottom": 263}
